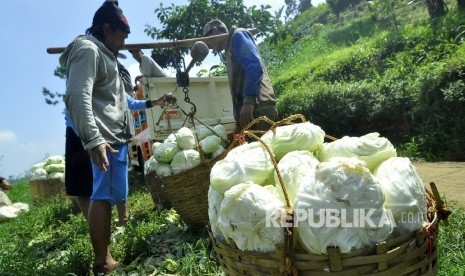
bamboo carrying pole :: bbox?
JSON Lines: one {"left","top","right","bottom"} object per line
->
{"left": 46, "top": 28, "right": 259, "bottom": 54}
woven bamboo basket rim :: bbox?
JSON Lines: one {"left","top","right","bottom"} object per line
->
{"left": 208, "top": 114, "right": 451, "bottom": 275}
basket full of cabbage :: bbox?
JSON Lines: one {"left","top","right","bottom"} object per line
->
{"left": 145, "top": 123, "right": 229, "bottom": 229}
{"left": 208, "top": 114, "right": 449, "bottom": 275}
{"left": 29, "top": 155, "right": 66, "bottom": 203}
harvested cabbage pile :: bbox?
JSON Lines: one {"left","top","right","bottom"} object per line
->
{"left": 208, "top": 121, "right": 427, "bottom": 255}
{"left": 29, "top": 155, "right": 65, "bottom": 182}
{"left": 146, "top": 124, "right": 229, "bottom": 176}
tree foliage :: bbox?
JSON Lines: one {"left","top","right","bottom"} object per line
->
{"left": 425, "top": 0, "right": 447, "bottom": 18}
{"left": 43, "top": 66, "right": 66, "bottom": 106}
{"left": 326, "top": 0, "right": 364, "bottom": 16}
{"left": 144, "top": 0, "right": 280, "bottom": 68}
{"left": 284, "top": 0, "right": 313, "bottom": 18}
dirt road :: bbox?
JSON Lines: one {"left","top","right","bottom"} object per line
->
{"left": 413, "top": 162, "right": 465, "bottom": 209}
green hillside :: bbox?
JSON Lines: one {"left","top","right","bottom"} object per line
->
{"left": 260, "top": 0, "right": 465, "bottom": 161}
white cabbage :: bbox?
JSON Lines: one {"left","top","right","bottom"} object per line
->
{"left": 153, "top": 142, "right": 180, "bottom": 163}
{"left": 44, "top": 163, "right": 65, "bottom": 173}
{"left": 295, "top": 157, "right": 393, "bottom": 254}
{"left": 208, "top": 186, "right": 225, "bottom": 241}
{"left": 0, "top": 206, "right": 20, "bottom": 221}
{"left": 155, "top": 162, "right": 173, "bottom": 177}
{"left": 212, "top": 124, "right": 228, "bottom": 142}
{"left": 175, "top": 127, "right": 197, "bottom": 150}
{"left": 48, "top": 172, "right": 64, "bottom": 181}
{"left": 170, "top": 149, "right": 201, "bottom": 174}
{"left": 195, "top": 125, "right": 215, "bottom": 140}
{"left": 44, "top": 155, "right": 64, "bottom": 165}
{"left": 144, "top": 156, "right": 157, "bottom": 174}
{"left": 211, "top": 145, "right": 226, "bottom": 159}
{"left": 210, "top": 142, "right": 274, "bottom": 194}
{"left": 261, "top": 122, "right": 325, "bottom": 160}
{"left": 274, "top": 150, "right": 319, "bottom": 207}
{"left": 11, "top": 202, "right": 29, "bottom": 213}
{"left": 0, "top": 191, "right": 12, "bottom": 207}
{"left": 218, "top": 182, "right": 286, "bottom": 252}
{"left": 31, "top": 161, "right": 46, "bottom": 171}
{"left": 0, "top": 203, "right": 29, "bottom": 221}
{"left": 374, "top": 157, "right": 427, "bottom": 236}
{"left": 145, "top": 156, "right": 172, "bottom": 177}
{"left": 30, "top": 168, "right": 48, "bottom": 181}
{"left": 200, "top": 135, "right": 222, "bottom": 154}
{"left": 316, "top": 132, "right": 397, "bottom": 172}
{"left": 151, "top": 142, "right": 162, "bottom": 153}
{"left": 164, "top": 133, "right": 177, "bottom": 143}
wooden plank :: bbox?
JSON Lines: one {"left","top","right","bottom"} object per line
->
{"left": 46, "top": 28, "right": 259, "bottom": 54}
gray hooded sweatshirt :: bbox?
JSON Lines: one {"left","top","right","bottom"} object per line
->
{"left": 60, "top": 35, "right": 131, "bottom": 150}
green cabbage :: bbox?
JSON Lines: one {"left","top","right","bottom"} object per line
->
{"left": 195, "top": 125, "right": 215, "bottom": 140}
{"left": 44, "top": 163, "right": 65, "bottom": 173}
{"left": 44, "top": 155, "right": 64, "bottom": 165}
{"left": 211, "top": 145, "right": 226, "bottom": 159}
{"left": 151, "top": 142, "right": 161, "bottom": 153}
{"left": 175, "top": 127, "right": 197, "bottom": 150}
{"left": 199, "top": 135, "right": 221, "bottom": 154}
{"left": 48, "top": 172, "right": 64, "bottom": 181}
{"left": 153, "top": 142, "right": 180, "bottom": 163}
{"left": 170, "top": 149, "right": 201, "bottom": 174}
{"left": 30, "top": 168, "right": 48, "bottom": 181}
{"left": 164, "top": 133, "right": 177, "bottom": 143}
{"left": 212, "top": 124, "right": 228, "bottom": 142}
{"left": 31, "top": 161, "right": 46, "bottom": 171}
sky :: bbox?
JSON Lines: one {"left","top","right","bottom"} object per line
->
{"left": 0, "top": 0, "right": 325, "bottom": 179}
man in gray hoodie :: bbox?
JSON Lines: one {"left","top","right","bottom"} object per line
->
{"left": 60, "top": 1, "right": 131, "bottom": 274}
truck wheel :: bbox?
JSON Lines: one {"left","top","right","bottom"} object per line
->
{"left": 136, "top": 147, "right": 145, "bottom": 174}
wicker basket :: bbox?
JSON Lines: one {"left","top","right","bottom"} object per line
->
{"left": 146, "top": 154, "right": 222, "bottom": 229}
{"left": 29, "top": 178, "right": 65, "bottom": 204}
{"left": 210, "top": 183, "right": 449, "bottom": 276}
{"left": 208, "top": 115, "right": 451, "bottom": 275}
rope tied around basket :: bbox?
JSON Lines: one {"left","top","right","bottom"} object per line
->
{"left": 423, "top": 181, "right": 451, "bottom": 258}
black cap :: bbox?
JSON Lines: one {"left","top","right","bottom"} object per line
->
{"left": 92, "top": 1, "right": 130, "bottom": 34}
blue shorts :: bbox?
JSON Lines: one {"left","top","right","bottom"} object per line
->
{"left": 90, "top": 144, "right": 128, "bottom": 206}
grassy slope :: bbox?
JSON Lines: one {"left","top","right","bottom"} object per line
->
{"left": 261, "top": 0, "right": 465, "bottom": 160}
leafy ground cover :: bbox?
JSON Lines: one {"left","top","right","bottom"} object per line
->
{"left": 0, "top": 173, "right": 464, "bottom": 275}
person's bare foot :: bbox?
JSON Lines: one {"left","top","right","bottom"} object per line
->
{"left": 116, "top": 211, "right": 129, "bottom": 227}
{"left": 116, "top": 218, "right": 128, "bottom": 227}
{"left": 93, "top": 258, "right": 119, "bottom": 275}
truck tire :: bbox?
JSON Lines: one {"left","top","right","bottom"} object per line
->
{"left": 135, "top": 147, "right": 145, "bottom": 174}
